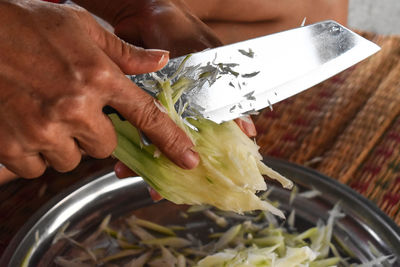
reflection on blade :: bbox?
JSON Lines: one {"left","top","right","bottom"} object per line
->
{"left": 130, "top": 20, "right": 380, "bottom": 123}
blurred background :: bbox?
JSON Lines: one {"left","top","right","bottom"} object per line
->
{"left": 349, "top": 0, "right": 400, "bottom": 34}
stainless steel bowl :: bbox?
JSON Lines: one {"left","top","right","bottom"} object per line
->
{"left": 1, "top": 157, "right": 400, "bottom": 266}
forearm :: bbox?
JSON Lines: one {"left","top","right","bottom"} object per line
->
{"left": 73, "top": 0, "right": 348, "bottom": 51}
{"left": 184, "top": 0, "right": 348, "bottom": 44}
{"left": 74, "top": 0, "right": 281, "bottom": 25}
{"left": 207, "top": 21, "right": 295, "bottom": 45}
{"left": 185, "top": 0, "right": 348, "bottom": 25}
{"left": 185, "top": 0, "right": 282, "bottom": 22}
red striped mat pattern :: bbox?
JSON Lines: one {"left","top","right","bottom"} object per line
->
{"left": 254, "top": 32, "right": 400, "bottom": 225}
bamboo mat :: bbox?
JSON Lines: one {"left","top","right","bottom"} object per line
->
{"left": 0, "top": 31, "right": 399, "bottom": 257}
{"left": 254, "top": 32, "right": 400, "bottom": 225}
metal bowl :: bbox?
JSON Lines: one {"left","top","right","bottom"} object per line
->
{"left": 1, "top": 157, "right": 400, "bottom": 266}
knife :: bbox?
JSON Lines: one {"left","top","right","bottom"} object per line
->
{"left": 128, "top": 20, "right": 380, "bottom": 124}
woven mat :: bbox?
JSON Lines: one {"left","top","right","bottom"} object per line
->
{"left": 0, "top": 31, "right": 399, "bottom": 257}
{"left": 254, "top": 31, "right": 400, "bottom": 224}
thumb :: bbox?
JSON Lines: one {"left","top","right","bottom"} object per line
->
{"left": 82, "top": 12, "right": 169, "bottom": 74}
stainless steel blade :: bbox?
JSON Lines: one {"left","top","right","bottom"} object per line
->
{"left": 129, "top": 20, "right": 380, "bottom": 123}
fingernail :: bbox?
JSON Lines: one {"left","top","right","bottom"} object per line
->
{"left": 114, "top": 162, "right": 133, "bottom": 179}
{"left": 147, "top": 49, "right": 169, "bottom": 65}
{"left": 114, "top": 163, "right": 125, "bottom": 179}
{"left": 181, "top": 148, "right": 199, "bottom": 169}
{"left": 244, "top": 121, "right": 257, "bottom": 137}
{"left": 147, "top": 186, "right": 163, "bottom": 202}
{"left": 158, "top": 54, "right": 166, "bottom": 65}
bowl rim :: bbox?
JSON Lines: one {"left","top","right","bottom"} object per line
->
{"left": 1, "top": 156, "right": 399, "bottom": 266}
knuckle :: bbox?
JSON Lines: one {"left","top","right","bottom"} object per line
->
{"left": 87, "top": 67, "right": 114, "bottom": 86}
{"left": 0, "top": 144, "right": 23, "bottom": 162}
{"left": 9, "top": 160, "right": 46, "bottom": 179}
{"left": 98, "top": 138, "right": 117, "bottom": 158}
{"left": 89, "top": 145, "right": 114, "bottom": 159}
{"left": 68, "top": 64, "right": 94, "bottom": 89}
{"left": 54, "top": 154, "right": 81, "bottom": 173}
{"left": 26, "top": 124, "right": 56, "bottom": 147}
{"left": 66, "top": 59, "right": 115, "bottom": 96}
{"left": 163, "top": 129, "right": 185, "bottom": 153}
{"left": 43, "top": 141, "right": 82, "bottom": 173}
{"left": 120, "top": 41, "right": 142, "bottom": 60}
{"left": 24, "top": 165, "right": 46, "bottom": 179}
{"left": 133, "top": 100, "right": 191, "bottom": 154}
{"left": 135, "top": 99, "right": 164, "bottom": 130}
{"left": 63, "top": 102, "right": 87, "bottom": 123}
{"left": 23, "top": 123, "right": 67, "bottom": 154}
{"left": 47, "top": 96, "right": 91, "bottom": 125}
{"left": 84, "top": 133, "right": 117, "bottom": 159}
{"left": 41, "top": 85, "right": 95, "bottom": 125}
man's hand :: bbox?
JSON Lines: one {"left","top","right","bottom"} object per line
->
{"left": 0, "top": 0, "right": 199, "bottom": 179}
{"left": 71, "top": 0, "right": 257, "bottom": 182}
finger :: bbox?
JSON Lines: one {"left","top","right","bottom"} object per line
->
{"left": 114, "top": 161, "right": 137, "bottom": 178}
{"left": 41, "top": 138, "right": 82, "bottom": 173}
{"left": 79, "top": 11, "right": 199, "bottom": 169}
{"left": 108, "top": 78, "right": 199, "bottom": 169}
{"left": 148, "top": 187, "right": 164, "bottom": 202}
{"left": 83, "top": 13, "right": 169, "bottom": 74}
{"left": 0, "top": 166, "right": 19, "bottom": 185}
{"left": 114, "top": 162, "right": 164, "bottom": 202}
{"left": 234, "top": 116, "right": 257, "bottom": 137}
{"left": 3, "top": 155, "right": 47, "bottom": 179}
{"left": 73, "top": 113, "right": 117, "bottom": 159}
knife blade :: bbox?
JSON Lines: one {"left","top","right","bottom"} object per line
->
{"left": 128, "top": 20, "right": 380, "bottom": 124}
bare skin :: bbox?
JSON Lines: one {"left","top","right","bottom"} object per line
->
{"left": 0, "top": 0, "right": 199, "bottom": 179}
{"left": 74, "top": 0, "right": 258, "bottom": 180}
{"left": 0, "top": 0, "right": 254, "bottom": 183}
{"left": 185, "top": 0, "right": 349, "bottom": 44}
{"left": 75, "top": 0, "right": 223, "bottom": 58}
{"left": 83, "top": 0, "right": 348, "bottom": 180}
